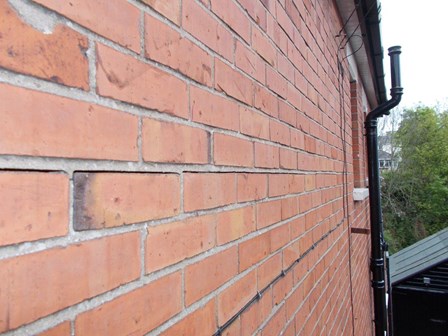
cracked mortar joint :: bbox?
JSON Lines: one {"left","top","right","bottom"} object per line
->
{"left": 9, "top": 0, "right": 59, "bottom": 34}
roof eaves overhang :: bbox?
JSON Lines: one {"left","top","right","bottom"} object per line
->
{"left": 335, "top": 0, "right": 387, "bottom": 108}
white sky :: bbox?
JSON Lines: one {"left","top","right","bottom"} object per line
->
{"left": 380, "top": 0, "right": 448, "bottom": 109}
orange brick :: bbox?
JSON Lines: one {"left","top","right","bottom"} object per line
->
{"left": 252, "top": 25, "right": 276, "bottom": 66}
{"left": 215, "top": 59, "right": 254, "bottom": 105}
{"left": 273, "top": 272, "right": 293, "bottom": 305}
{"left": 261, "top": 306, "right": 286, "bottom": 336}
{"left": 184, "top": 173, "right": 236, "bottom": 212}
{"left": 235, "top": 40, "right": 266, "bottom": 84}
{"left": 257, "top": 199, "right": 282, "bottom": 229}
{"left": 211, "top": 0, "right": 250, "bottom": 42}
{"left": 182, "top": 0, "right": 233, "bottom": 61}
{"left": 267, "top": 66, "right": 288, "bottom": 99}
{"left": 255, "top": 143, "right": 280, "bottom": 169}
{"left": 280, "top": 148, "right": 298, "bottom": 169}
{"left": 218, "top": 271, "right": 257, "bottom": 324}
{"left": 96, "top": 43, "right": 188, "bottom": 119}
{"left": 286, "top": 285, "right": 304, "bottom": 320}
{"left": 161, "top": 301, "right": 217, "bottom": 336}
{"left": 270, "top": 222, "right": 291, "bottom": 251}
{"left": 0, "top": 84, "right": 138, "bottom": 160}
{"left": 142, "top": 0, "right": 181, "bottom": 25}
{"left": 241, "top": 288, "right": 273, "bottom": 335}
{"left": 146, "top": 214, "right": 215, "bottom": 272}
{"left": 257, "top": 253, "right": 282, "bottom": 290}
{"left": 214, "top": 133, "right": 253, "bottom": 167}
{"left": 270, "top": 120, "right": 290, "bottom": 145}
{"left": 237, "top": 173, "right": 268, "bottom": 202}
{"left": 142, "top": 118, "right": 209, "bottom": 164}
{"left": 239, "top": 232, "right": 271, "bottom": 271}
{"left": 191, "top": 86, "right": 240, "bottom": 131}
{"left": 290, "top": 217, "right": 305, "bottom": 239}
{"left": 0, "top": 172, "right": 69, "bottom": 246}
{"left": 74, "top": 173, "right": 180, "bottom": 230}
{"left": 145, "top": 15, "right": 212, "bottom": 86}
{"left": 222, "top": 320, "right": 241, "bottom": 336}
{"left": 268, "top": 174, "right": 304, "bottom": 197}
{"left": 38, "top": 322, "right": 71, "bottom": 336}
{"left": 76, "top": 272, "right": 182, "bottom": 336}
{"left": 185, "top": 246, "right": 238, "bottom": 305}
{"left": 0, "top": 1, "right": 88, "bottom": 89}
{"left": 217, "top": 206, "right": 255, "bottom": 244}
{"left": 0, "top": 232, "right": 140, "bottom": 332}
{"left": 240, "top": 107, "right": 270, "bottom": 140}
{"left": 34, "top": 0, "right": 140, "bottom": 52}
{"left": 254, "top": 84, "right": 279, "bottom": 117}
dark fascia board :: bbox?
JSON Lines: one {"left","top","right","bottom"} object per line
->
{"left": 356, "top": 0, "right": 387, "bottom": 104}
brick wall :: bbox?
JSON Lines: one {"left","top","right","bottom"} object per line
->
{"left": 0, "top": 0, "right": 374, "bottom": 335}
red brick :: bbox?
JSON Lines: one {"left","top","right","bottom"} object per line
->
{"left": 273, "top": 272, "right": 293, "bottom": 305}
{"left": 142, "top": 118, "right": 209, "bottom": 164}
{"left": 237, "top": 173, "right": 268, "bottom": 202}
{"left": 74, "top": 173, "right": 180, "bottom": 230}
{"left": 214, "top": 133, "right": 254, "bottom": 167}
{"left": 0, "top": 1, "right": 88, "bottom": 90}
{"left": 270, "top": 120, "right": 290, "bottom": 145}
{"left": 238, "top": 0, "right": 267, "bottom": 30}
{"left": 257, "top": 253, "right": 282, "bottom": 290}
{"left": 279, "top": 100, "right": 297, "bottom": 126}
{"left": 76, "top": 272, "right": 182, "bottom": 336}
{"left": 239, "top": 232, "right": 271, "bottom": 271}
{"left": 0, "top": 232, "right": 140, "bottom": 332}
{"left": 290, "top": 217, "right": 305, "bottom": 239}
{"left": 38, "top": 322, "right": 71, "bottom": 336}
{"left": 255, "top": 143, "right": 280, "bottom": 169}
{"left": 218, "top": 270, "right": 257, "bottom": 324}
{"left": 261, "top": 306, "right": 286, "bottom": 336}
{"left": 161, "top": 301, "right": 217, "bottom": 336}
{"left": 34, "top": 0, "right": 139, "bottom": 52}
{"left": 277, "top": 53, "right": 295, "bottom": 83}
{"left": 142, "top": 0, "right": 181, "bottom": 25}
{"left": 184, "top": 173, "right": 236, "bottom": 212}
{"left": 266, "top": 66, "right": 287, "bottom": 98}
{"left": 270, "top": 222, "right": 291, "bottom": 251}
{"left": 281, "top": 197, "right": 299, "bottom": 220}
{"left": 145, "top": 15, "right": 212, "bottom": 86}
{"left": 291, "top": 129, "right": 305, "bottom": 149}
{"left": 252, "top": 25, "right": 276, "bottom": 66}
{"left": 257, "top": 199, "right": 282, "bottom": 229}
{"left": 96, "top": 43, "right": 188, "bottom": 118}
{"left": 185, "top": 246, "right": 239, "bottom": 305}
{"left": 191, "top": 86, "right": 240, "bottom": 131}
{"left": 241, "top": 288, "right": 273, "bottom": 335}
{"left": 283, "top": 239, "right": 300, "bottom": 269}
{"left": 217, "top": 206, "right": 255, "bottom": 244}
{"left": 215, "top": 59, "right": 254, "bottom": 105}
{"left": 287, "top": 83, "right": 303, "bottom": 110}
{"left": 0, "top": 84, "right": 138, "bottom": 160}
{"left": 254, "top": 84, "right": 279, "bottom": 117}
{"left": 235, "top": 40, "right": 266, "bottom": 84}
{"left": 146, "top": 215, "right": 216, "bottom": 272}
{"left": 182, "top": 0, "right": 233, "bottom": 61}
{"left": 240, "top": 107, "right": 270, "bottom": 140}
{"left": 269, "top": 174, "right": 305, "bottom": 197}
{"left": 210, "top": 0, "right": 250, "bottom": 42}
{"left": 280, "top": 148, "right": 297, "bottom": 169}
{"left": 0, "top": 172, "right": 68, "bottom": 246}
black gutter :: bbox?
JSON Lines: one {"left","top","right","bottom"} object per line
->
{"left": 365, "top": 46, "right": 403, "bottom": 336}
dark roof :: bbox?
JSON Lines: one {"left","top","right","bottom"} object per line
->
{"left": 390, "top": 228, "right": 448, "bottom": 285}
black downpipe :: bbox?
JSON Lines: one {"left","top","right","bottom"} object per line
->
{"left": 365, "top": 46, "right": 403, "bottom": 336}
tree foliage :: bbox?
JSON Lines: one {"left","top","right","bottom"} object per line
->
{"left": 381, "top": 106, "right": 448, "bottom": 253}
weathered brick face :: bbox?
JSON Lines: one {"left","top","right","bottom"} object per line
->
{"left": 0, "top": 0, "right": 374, "bottom": 335}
